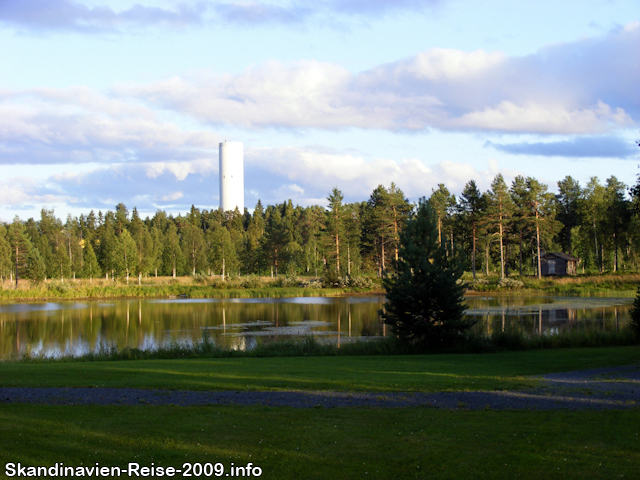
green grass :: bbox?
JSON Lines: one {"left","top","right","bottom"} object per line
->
{"left": 0, "top": 283, "right": 381, "bottom": 301}
{"left": 0, "top": 405, "right": 638, "bottom": 480}
{"left": 468, "top": 273, "right": 640, "bottom": 297}
{"left": 2, "top": 347, "right": 639, "bottom": 392}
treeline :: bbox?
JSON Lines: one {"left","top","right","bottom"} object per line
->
{"left": 0, "top": 173, "right": 638, "bottom": 286}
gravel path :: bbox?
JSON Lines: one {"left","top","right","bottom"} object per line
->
{"left": 1, "top": 364, "right": 638, "bottom": 410}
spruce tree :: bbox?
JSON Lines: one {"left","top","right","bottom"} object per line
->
{"left": 25, "top": 248, "right": 46, "bottom": 284}
{"left": 82, "top": 241, "right": 101, "bottom": 282}
{"left": 382, "top": 200, "right": 474, "bottom": 347}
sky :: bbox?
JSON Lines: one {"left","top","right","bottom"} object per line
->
{"left": 0, "top": 0, "right": 638, "bottom": 222}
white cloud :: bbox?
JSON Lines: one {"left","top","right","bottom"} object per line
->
{"left": 453, "top": 101, "right": 633, "bottom": 134}
{"left": 161, "top": 191, "right": 184, "bottom": 202}
{"left": 7, "top": 144, "right": 525, "bottom": 218}
{"left": 398, "top": 48, "right": 506, "bottom": 81}
{"left": 0, "top": 88, "right": 220, "bottom": 165}
{"left": 144, "top": 159, "right": 217, "bottom": 181}
{"left": 0, "top": 178, "right": 76, "bottom": 206}
{"left": 246, "top": 146, "right": 520, "bottom": 201}
{"left": 122, "top": 24, "right": 639, "bottom": 135}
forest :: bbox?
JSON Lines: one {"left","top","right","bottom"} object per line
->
{"left": 0, "top": 172, "right": 639, "bottom": 287}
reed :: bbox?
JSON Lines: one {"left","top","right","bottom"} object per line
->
{"left": 0, "top": 280, "right": 383, "bottom": 301}
{"left": 16, "top": 325, "right": 639, "bottom": 364}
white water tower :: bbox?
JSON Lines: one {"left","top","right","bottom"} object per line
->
{"left": 219, "top": 141, "right": 244, "bottom": 212}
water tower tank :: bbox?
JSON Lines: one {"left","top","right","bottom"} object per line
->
{"left": 219, "top": 141, "right": 244, "bottom": 212}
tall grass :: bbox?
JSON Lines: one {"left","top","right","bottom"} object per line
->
{"left": 15, "top": 324, "right": 639, "bottom": 363}
{"left": 467, "top": 273, "right": 640, "bottom": 297}
{"left": 0, "top": 274, "right": 384, "bottom": 301}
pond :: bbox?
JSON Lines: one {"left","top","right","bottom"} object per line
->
{"left": 0, "top": 295, "right": 632, "bottom": 359}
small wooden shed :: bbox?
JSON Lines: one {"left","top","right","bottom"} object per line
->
{"left": 540, "top": 252, "right": 579, "bottom": 276}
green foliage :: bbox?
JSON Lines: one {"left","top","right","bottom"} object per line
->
{"left": 24, "top": 247, "right": 46, "bottom": 284}
{"left": 2, "top": 174, "right": 640, "bottom": 285}
{"left": 321, "top": 271, "right": 373, "bottom": 288}
{"left": 239, "top": 275, "right": 264, "bottom": 289}
{"left": 278, "top": 273, "right": 300, "bottom": 287}
{"left": 113, "top": 229, "right": 138, "bottom": 280}
{"left": 0, "top": 224, "right": 12, "bottom": 282}
{"left": 363, "top": 183, "right": 411, "bottom": 277}
{"left": 472, "top": 276, "right": 524, "bottom": 291}
{"left": 382, "top": 200, "right": 474, "bottom": 347}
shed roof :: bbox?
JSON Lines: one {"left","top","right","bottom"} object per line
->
{"left": 541, "top": 252, "right": 579, "bottom": 262}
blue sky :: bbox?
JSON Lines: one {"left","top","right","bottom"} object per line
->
{"left": 0, "top": 0, "right": 638, "bottom": 221}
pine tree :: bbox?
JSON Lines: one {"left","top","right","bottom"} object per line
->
{"left": 325, "top": 188, "right": 347, "bottom": 275}
{"left": 458, "top": 180, "right": 483, "bottom": 280}
{"left": 382, "top": 200, "right": 473, "bottom": 347}
{"left": 428, "top": 184, "right": 456, "bottom": 247}
{"left": 24, "top": 247, "right": 46, "bottom": 284}
{"left": 604, "top": 176, "right": 631, "bottom": 272}
{"left": 0, "top": 225, "right": 13, "bottom": 286}
{"left": 485, "top": 174, "right": 514, "bottom": 278}
{"left": 82, "top": 241, "right": 101, "bottom": 282}
{"left": 555, "top": 176, "right": 582, "bottom": 256}
{"left": 262, "top": 205, "right": 287, "bottom": 277}
{"left": 525, "top": 178, "right": 562, "bottom": 278}
{"left": 8, "top": 217, "right": 33, "bottom": 288}
{"left": 580, "top": 177, "right": 607, "bottom": 272}
{"left": 364, "top": 184, "right": 411, "bottom": 277}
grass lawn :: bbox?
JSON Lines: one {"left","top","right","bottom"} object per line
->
{"left": 0, "top": 405, "right": 638, "bottom": 480}
{"left": 1, "top": 347, "right": 639, "bottom": 479}
{"left": 2, "top": 346, "right": 639, "bottom": 392}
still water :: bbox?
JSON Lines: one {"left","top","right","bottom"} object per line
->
{"left": 0, "top": 295, "right": 632, "bottom": 359}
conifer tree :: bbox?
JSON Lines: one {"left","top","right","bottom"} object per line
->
{"left": 604, "top": 176, "right": 631, "bottom": 272}
{"left": 428, "top": 184, "right": 456, "bottom": 246}
{"left": 25, "top": 247, "right": 46, "bottom": 284}
{"left": 0, "top": 225, "right": 11, "bottom": 286}
{"left": 458, "top": 180, "right": 483, "bottom": 280}
{"left": 82, "top": 241, "right": 101, "bottom": 282}
{"left": 325, "top": 187, "right": 347, "bottom": 275}
{"left": 8, "top": 217, "right": 33, "bottom": 288}
{"left": 382, "top": 200, "right": 472, "bottom": 347}
{"left": 485, "top": 174, "right": 514, "bottom": 278}
{"left": 524, "top": 177, "right": 562, "bottom": 278}
{"left": 555, "top": 176, "right": 582, "bottom": 256}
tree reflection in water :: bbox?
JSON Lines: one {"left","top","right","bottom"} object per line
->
{"left": 0, "top": 295, "right": 632, "bottom": 359}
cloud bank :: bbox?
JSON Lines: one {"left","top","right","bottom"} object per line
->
{"left": 0, "top": 87, "right": 219, "bottom": 165}
{"left": 487, "top": 135, "right": 639, "bottom": 159}
{"left": 0, "top": 0, "right": 208, "bottom": 31}
{"left": 8, "top": 146, "right": 508, "bottom": 216}
{"left": 0, "top": 0, "right": 445, "bottom": 31}
{"left": 121, "top": 24, "right": 639, "bottom": 135}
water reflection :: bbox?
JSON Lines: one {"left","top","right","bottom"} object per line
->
{"left": 465, "top": 296, "right": 631, "bottom": 336}
{"left": 0, "top": 295, "right": 632, "bottom": 359}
